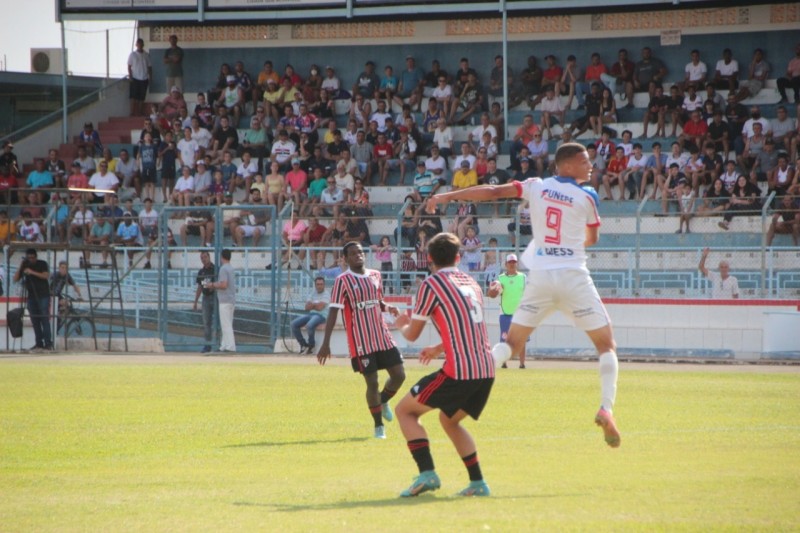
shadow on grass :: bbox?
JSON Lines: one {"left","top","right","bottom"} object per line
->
{"left": 222, "top": 437, "right": 370, "bottom": 449}
{"left": 232, "top": 493, "right": 583, "bottom": 512}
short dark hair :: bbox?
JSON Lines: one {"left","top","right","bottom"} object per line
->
{"left": 633, "top": 143, "right": 642, "bottom": 150}
{"left": 342, "top": 241, "right": 360, "bottom": 256}
{"left": 221, "top": 249, "right": 232, "bottom": 260}
{"left": 314, "top": 276, "right": 325, "bottom": 283}
{"left": 554, "top": 143, "right": 587, "bottom": 168}
{"left": 427, "top": 232, "right": 461, "bottom": 268}
{"left": 26, "top": 248, "right": 37, "bottom": 256}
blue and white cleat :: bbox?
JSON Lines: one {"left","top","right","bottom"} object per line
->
{"left": 400, "top": 470, "right": 441, "bottom": 497}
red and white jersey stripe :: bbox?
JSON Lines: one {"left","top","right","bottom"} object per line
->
{"left": 412, "top": 267, "right": 494, "bottom": 380}
{"left": 330, "top": 269, "right": 396, "bottom": 358}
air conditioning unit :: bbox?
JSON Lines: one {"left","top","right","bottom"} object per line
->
{"left": 30, "top": 48, "right": 67, "bottom": 75}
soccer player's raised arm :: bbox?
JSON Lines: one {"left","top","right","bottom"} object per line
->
{"left": 427, "top": 182, "right": 521, "bottom": 213}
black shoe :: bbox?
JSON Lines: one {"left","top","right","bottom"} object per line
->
{"left": 79, "top": 257, "right": 85, "bottom": 268}
{"left": 265, "top": 264, "right": 272, "bottom": 270}
{"left": 306, "top": 345, "right": 316, "bottom": 355}
{"left": 167, "top": 261, "right": 172, "bottom": 269}
{"left": 144, "top": 261, "right": 152, "bottom": 269}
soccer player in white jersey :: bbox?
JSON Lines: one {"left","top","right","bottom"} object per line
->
{"left": 427, "top": 142, "right": 621, "bottom": 448}
{"left": 317, "top": 242, "right": 406, "bottom": 439}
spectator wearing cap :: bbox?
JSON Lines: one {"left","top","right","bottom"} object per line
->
{"left": 487, "top": 253, "right": 527, "bottom": 368}
{"left": 515, "top": 157, "right": 536, "bottom": 181}
{"left": 411, "top": 161, "right": 446, "bottom": 204}
{"left": 172, "top": 166, "right": 195, "bottom": 206}
{"left": 452, "top": 159, "right": 478, "bottom": 191}
{"left": 160, "top": 86, "right": 186, "bottom": 121}
{"left": 77, "top": 122, "right": 103, "bottom": 157}
{"left": 216, "top": 74, "right": 244, "bottom": 126}
{"left": 127, "top": 38, "right": 152, "bottom": 117}
{"left": 0, "top": 141, "right": 19, "bottom": 176}
{"left": 321, "top": 65, "right": 341, "bottom": 98}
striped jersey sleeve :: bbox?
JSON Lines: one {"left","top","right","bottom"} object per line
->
{"left": 412, "top": 268, "right": 494, "bottom": 380}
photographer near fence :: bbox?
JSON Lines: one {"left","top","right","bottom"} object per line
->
{"left": 12, "top": 249, "right": 52, "bottom": 352}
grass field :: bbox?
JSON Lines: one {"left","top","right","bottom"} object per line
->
{"left": 1, "top": 355, "right": 799, "bottom": 532}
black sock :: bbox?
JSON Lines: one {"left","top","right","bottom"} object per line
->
{"left": 369, "top": 404, "right": 383, "bottom": 427}
{"left": 379, "top": 388, "right": 397, "bottom": 404}
{"left": 407, "top": 439, "right": 435, "bottom": 473}
{"left": 462, "top": 452, "right": 483, "bottom": 482}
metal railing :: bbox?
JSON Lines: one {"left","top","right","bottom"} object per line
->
{"left": 0, "top": 77, "right": 127, "bottom": 145}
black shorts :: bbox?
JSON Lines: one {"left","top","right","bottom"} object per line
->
{"left": 141, "top": 167, "right": 157, "bottom": 184}
{"left": 130, "top": 78, "right": 149, "bottom": 101}
{"left": 350, "top": 347, "right": 403, "bottom": 374}
{"left": 411, "top": 370, "right": 494, "bottom": 420}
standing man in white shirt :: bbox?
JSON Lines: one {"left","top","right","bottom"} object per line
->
{"left": 698, "top": 248, "right": 739, "bottom": 299}
{"left": 127, "top": 38, "right": 152, "bottom": 117}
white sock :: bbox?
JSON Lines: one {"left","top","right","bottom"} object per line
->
{"left": 598, "top": 351, "right": 618, "bottom": 413}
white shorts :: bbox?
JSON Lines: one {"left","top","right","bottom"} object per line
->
{"left": 239, "top": 225, "right": 266, "bottom": 238}
{"left": 512, "top": 268, "right": 610, "bottom": 331}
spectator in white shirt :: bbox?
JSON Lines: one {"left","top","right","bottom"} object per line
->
{"left": 712, "top": 48, "right": 739, "bottom": 92}
{"left": 682, "top": 49, "right": 708, "bottom": 93}
{"left": 171, "top": 165, "right": 195, "bottom": 206}
{"left": 177, "top": 127, "right": 200, "bottom": 169}
{"left": 699, "top": 248, "right": 739, "bottom": 299}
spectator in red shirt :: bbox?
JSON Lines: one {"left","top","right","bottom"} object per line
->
{"left": 530, "top": 55, "right": 562, "bottom": 108}
{"left": 0, "top": 164, "right": 19, "bottom": 205}
{"left": 602, "top": 146, "right": 629, "bottom": 200}
{"left": 605, "top": 48, "right": 635, "bottom": 108}
{"left": 678, "top": 110, "right": 709, "bottom": 152}
{"left": 372, "top": 133, "right": 394, "bottom": 185}
{"left": 576, "top": 52, "right": 607, "bottom": 110}
{"left": 302, "top": 216, "right": 328, "bottom": 269}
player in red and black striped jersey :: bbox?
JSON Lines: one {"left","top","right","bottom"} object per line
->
{"left": 393, "top": 232, "right": 494, "bottom": 498}
{"left": 317, "top": 242, "right": 406, "bottom": 439}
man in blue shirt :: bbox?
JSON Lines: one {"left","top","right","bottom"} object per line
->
{"left": 26, "top": 158, "right": 54, "bottom": 204}
{"left": 116, "top": 215, "right": 142, "bottom": 267}
{"left": 395, "top": 56, "right": 425, "bottom": 111}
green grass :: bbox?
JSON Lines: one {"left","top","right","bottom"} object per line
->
{"left": 1, "top": 358, "right": 799, "bottom": 532}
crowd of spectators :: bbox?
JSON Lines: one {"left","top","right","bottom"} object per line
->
{"left": 2, "top": 43, "right": 799, "bottom": 270}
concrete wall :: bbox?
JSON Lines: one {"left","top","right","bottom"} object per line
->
{"left": 324, "top": 299, "right": 800, "bottom": 359}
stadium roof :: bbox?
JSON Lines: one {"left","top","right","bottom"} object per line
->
{"left": 58, "top": 0, "right": 780, "bottom": 23}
